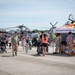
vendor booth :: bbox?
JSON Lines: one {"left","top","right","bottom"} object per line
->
{"left": 53, "top": 23, "right": 75, "bottom": 55}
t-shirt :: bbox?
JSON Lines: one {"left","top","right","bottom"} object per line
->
{"left": 8, "top": 37, "right": 11, "bottom": 43}
{"left": 28, "top": 40, "right": 32, "bottom": 45}
{"left": 66, "top": 35, "right": 73, "bottom": 44}
{"left": 11, "top": 36, "right": 18, "bottom": 45}
{"left": 52, "top": 34, "right": 56, "bottom": 40}
{"left": 55, "top": 36, "right": 61, "bottom": 44}
{"left": 61, "top": 34, "right": 67, "bottom": 41}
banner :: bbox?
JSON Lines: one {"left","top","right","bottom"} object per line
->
{"left": 53, "top": 28, "right": 75, "bottom": 33}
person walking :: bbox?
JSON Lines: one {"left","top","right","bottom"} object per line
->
{"left": 8, "top": 36, "right": 11, "bottom": 49}
{"left": 28, "top": 38, "right": 32, "bottom": 50}
{"left": 42, "top": 34, "right": 48, "bottom": 56}
{"left": 66, "top": 32, "right": 73, "bottom": 55}
{"left": 54, "top": 33, "right": 62, "bottom": 54}
{"left": 25, "top": 40, "right": 29, "bottom": 54}
{"left": 11, "top": 32, "right": 19, "bottom": 56}
{"left": 21, "top": 37, "right": 25, "bottom": 50}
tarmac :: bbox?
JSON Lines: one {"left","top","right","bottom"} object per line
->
{"left": 0, "top": 45, "right": 75, "bottom": 75}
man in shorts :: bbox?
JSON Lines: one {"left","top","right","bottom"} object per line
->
{"left": 11, "top": 32, "right": 19, "bottom": 56}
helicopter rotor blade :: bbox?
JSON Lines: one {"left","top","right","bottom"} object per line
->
{"left": 50, "top": 22, "right": 53, "bottom": 26}
{"left": 54, "top": 22, "right": 58, "bottom": 26}
{"left": 68, "top": 14, "right": 74, "bottom": 21}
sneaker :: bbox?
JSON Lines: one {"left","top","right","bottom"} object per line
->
{"left": 12, "top": 54, "right": 14, "bottom": 57}
{"left": 15, "top": 52, "right": 17, "bottom": 56}
{"left": 43, "top": 54, "right": 45, "bottom": 56}
{"left": 5, "top": 50, "right": 7, "bottom": 53}
{"left": 53, "top": 52, "right": 58, "bottom": 54}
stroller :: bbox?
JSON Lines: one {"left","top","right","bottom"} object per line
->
{"left": 0, "top": 41, "right": 6, "bottom": 53}
{"left": 37, "top": 40, "right": 43, "bottom": 55}
{"left": 32, "top": 38, "right": 37, "bottom": 47}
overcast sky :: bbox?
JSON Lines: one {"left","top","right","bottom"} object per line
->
{"left": 0, "top": 0, "right": 75, "bottom": 30}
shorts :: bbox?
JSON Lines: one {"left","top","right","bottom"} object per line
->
{"left": 12, "top": 44, "right": 18, "bottom": 51}
{"left": 61, "top": 41, "right": 67, "bottom": 45}
{"left": 42, "top": 43, "right": 47, "bottom": 47}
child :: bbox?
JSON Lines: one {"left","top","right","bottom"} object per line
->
{"left": 25, "top": 40, "right": 29, "bottom": 54}
{"left": 21, "top": 38, "right": 26, "bottom": 50}
{"left": 28, "top": 38, "right": 32, "bottom": 50}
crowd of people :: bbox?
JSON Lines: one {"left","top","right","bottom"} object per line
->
{"left": 0, "top": 31, "right": 75, "bottom": 57}
{"left": 52, "top": 32, "right": 75, "bottom": 55}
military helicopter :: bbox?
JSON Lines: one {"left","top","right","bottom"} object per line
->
{"left": 3, "top": 24, "right": 30, "bottom": 36}
{"left": 63, "top": 14, "right": 75, "bottom": 26}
